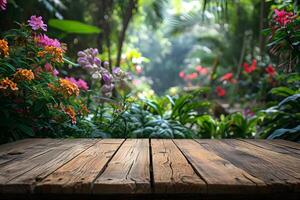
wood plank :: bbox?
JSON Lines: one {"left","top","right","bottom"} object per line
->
{"left": 196, "top": 139, "right": 299, "bottom": 192}
{"left": 270, "top": 139, "right": 300, "bottom": 151}
{"left": 0, "top": 139, "right": 98, "bottom": 193}
{"left": 36, "top": 139, "right": 124, "bottom": 193}
{"left": 0, "top": 139, "right": 58, "bottom": 166}
{"left": 173, "top": 139, "right": 264, "bottom": 194}
{"left": 93, "top": 139, "right": 151, "bottom": 194}
{"left": 239, "top": 139, "right": 300, "bottom": 159}
{"left": 0, "top": 139, "right": 63, "bottom": 175}
{"left": 222, "top": 140, "right": 300, "bottom": 191}
{"left": 151, "top": 139, "right": 206, "bottom": 193}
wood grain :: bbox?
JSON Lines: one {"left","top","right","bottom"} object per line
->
{"left": 271, "top": 139, "right": 300, "bottom": 150}
{"left": 222, "top": 140, "right": 300, "bottom": 191}
{"left": 0, "top": 139, "right": 60, "bottom": 166}
{"left": 196, "top": 139, "right": 299, "bottom": 192}
{"left": 0, "top": 138, "right": 300, "bottom": 198}
{"left": 93, "top": 139, "right": 151, "bottom": 194}
{"left": 151, "top": 139, "right": 206, "bottom": 193}
{"left": 239, "top": 139, "right": 300, "bottom": 159}
{"left": 0, "top": 139, "right": 97, "bottom": 193}
{"left": 36, "top": 139, "right": 124, "bottom": 193}
{"left": 173, "top": 139, "right": 264, "bottom": 194}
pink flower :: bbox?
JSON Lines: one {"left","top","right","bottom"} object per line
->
{"left": 195, "top": 66, "right": 203, "bottom": 72}
{"left": 200, "top": 67, "right": 208, "bottom": 75}
{"left": 35, "top": 34, "right": 61, "bottom": 47}
{"left": 0, "top": 0, "right": 7, "bottom": 11}
{"left": 135, "top": 65, "right": 142, "bottom": 74}
{"left": 186, "top": 72, "right": 198, "bottom": 80}
{"left": 53, "top": 69, "right": 59, "bottom": 76}
{"left": 65, "top": 77, "right": 89, "bottom": 91}
{"left": 65, "top": 77, "right": 77, "bottom": 85}
{"left": 179, "top": 71, "right": 185, "bottom": 78}
{"left": 44, "top": 63, "right": 53, "bottom": 72}
{"left": 44, "top": 63, "right": 59, "bottom": 76}
{"left": 76, "top": 79, "right": 89, "bottom": 91}
{"left": 195, "top": 65, "right": 209, "bottom": 75}
{"left": 132, "top": 79, "right": 141, "bottom": 86}
{"left": 243, "top": 108, "right": 254, "bottom": 117}
{"left": 28, "top": 15, "right": 47, "bottom": 31}
{"left": 216, "top": 86, "right": 226, "bottom": 97}
{"left": 274, "top": 9, "right": 295, "bottom": 26}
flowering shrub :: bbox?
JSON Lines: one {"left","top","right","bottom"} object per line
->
{"left": 0, "top": 16, "right": 90, "bottom": 142}
{"left": 264, "top": 3, "right": 300, "bottom": 71}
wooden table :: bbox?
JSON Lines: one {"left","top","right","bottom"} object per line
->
{"left": 0, "top": 139, "right": 299, "bottom": 200}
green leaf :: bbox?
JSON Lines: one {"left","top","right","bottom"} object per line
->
{"left": 270, "top": 87, "right": 295, "bottom": 97}
{"left": 48, "top": 19, "right": 101, "bottom": 34}
{"left": 17, "top": 124, "right": 34, "bottom": 136}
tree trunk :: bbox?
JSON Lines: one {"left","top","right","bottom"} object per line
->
{"left": 115, "top": 0, "right": 137, "bottom": 67}
{"left": 259, "top": 0, "right": 265, "bottom": 56}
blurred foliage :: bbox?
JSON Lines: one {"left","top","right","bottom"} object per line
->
{"left": 0, "top": 0, "right": 300, "bottom": 143}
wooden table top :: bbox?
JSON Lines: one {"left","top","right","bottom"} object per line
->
{"left": 0, "top": 139, "right": 299, "bottom": 199}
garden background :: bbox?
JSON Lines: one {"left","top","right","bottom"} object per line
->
{"left": 0, "top": 0, "right": 299, "bottom": 143}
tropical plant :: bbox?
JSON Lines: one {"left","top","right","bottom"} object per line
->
{"left": 196, "top": 112, "right": 257, "bottom": 139}
{"left": 256, "top": 93, "right": 300, "bottom": 142}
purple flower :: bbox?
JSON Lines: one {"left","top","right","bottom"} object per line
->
{"left": 112, "top": 67, "right": 121, "bottom": 75}
{"left": 0, "top": 0, "right": 7, "bottom": 11}
{"left": 101, "top": 83, "right": 114, "bottom": 97}
{"left": 77, "top": 48, "right": 101, "bottom": 68}
{"left": 103, "top": 61, "right": 109, "bottom": 69}
{"left": 35, "top": 34, "right": 61, "bottom": 47}
{"left": 102, "top": 73, "right": 111, "bottom": 84}
{"left": 94, "top": 57, "right": 101, "bottom": 66}
{"left": 28, "top": 15, "right": 47, "bottom": 31}
{"left": 77, "top": 51, "right": 85, "bottom": 57}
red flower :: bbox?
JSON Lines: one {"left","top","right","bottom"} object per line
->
{"left": 220, "top": 73, "right": 233, "bottom": 81}
{"left": 216, "top": 86, "right": 226, "bottom": 97}
{"left": 186, "top": 72, "right": 198, "bottom": 80}
{"left": 179, "top": 71, "right": 185, "bottom": 78}
{"left": 265, "top": 64, "right": 276, "bottom": 76}
{"left": 243, "top": 59, "right": 256, "bottom": 73}
{"left": 274, "top": 9, "right": 296, "bottom": 26}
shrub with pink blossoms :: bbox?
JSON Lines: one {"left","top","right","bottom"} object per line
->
{"left": 28, "top": 15, "right": 47, "bottom": 31}
{"left": 35, "top": 34, "right": 61, "bottom": 48}
{"left": 0, "top": 0, "right": 7, "bottom": 11}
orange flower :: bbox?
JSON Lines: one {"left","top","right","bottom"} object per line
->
{"left": 49, "top": 78, "right": 79, "bottom": 97}
{"left": 59, "top": 78, "right": 79, "bottom": 97}
{"left": 0, "top": 39, "right": 9, "bottom": 57}
{"left": 14, "top": 69, "right": 35, "bottom": 82}
{"left": 0, "top": 78, "right": 18, "bottom": 93}
{"left": 38, "top": 46, "right": 64, "bottom": 63}
{"left": 64, "top": 106, "right": 76, "bottom": 124}
{"left": 79, "top": 103, "right": 89, "bottom": 115}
